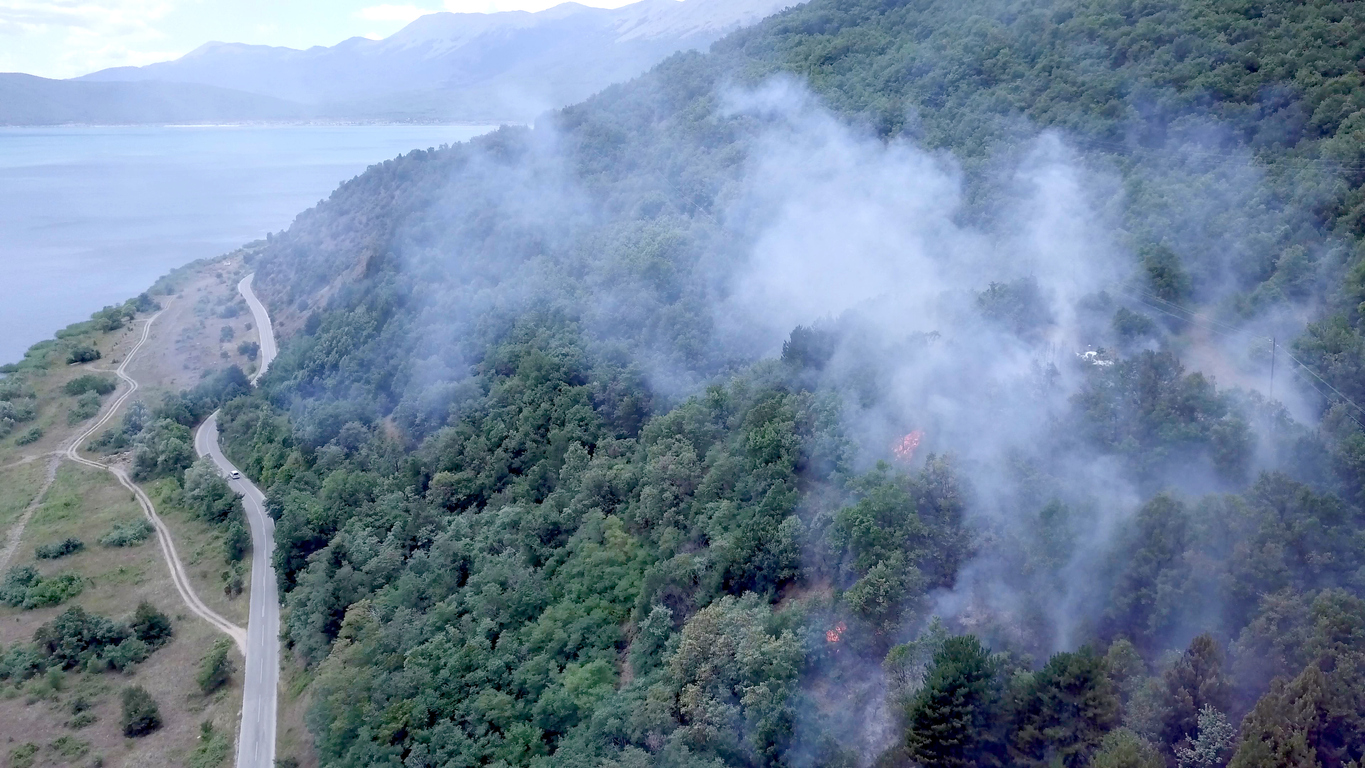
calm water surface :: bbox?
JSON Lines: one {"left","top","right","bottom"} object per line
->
{"left": 0, "top": 124, "right": 496, "bottom": 365}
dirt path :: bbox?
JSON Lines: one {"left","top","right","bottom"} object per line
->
{"left": 0, "top": 452, "right": 56, "bottom": 472}
{"left": 5, "top": 310, "right": 249, "bottom": 649}
{"left": 0, "top": 454, "right": 60, "bottom": 572}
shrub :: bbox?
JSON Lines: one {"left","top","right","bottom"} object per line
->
{"left": 63, "top": 375, "right": 117, "bottom": 397}
{"left": 99, "top": 519, "right": 154, "bottom": 547}
{"left": 35, "top": 537, "right": 85, "bottom": 560}
{"left": 8, "top": 743, "right": 38, "bottom": 768}
{"left": 0, "top": 397, "right": 37, "bottom": 424}
{"left": 120, "top": 686, "right": 162, "bottom": 737}
{"left": 0, "top": 566, "right": 39, "bottom": 606}
{"left": 183, "top": 459, "right": 243, "bottom": 524}
{"left": 15, "top": 426, "right": 42, "bottom": 445}
{"left": 220, "top": 325, "right": 236, "bottom": 342}
{"left": 196, "top": 637, "right": 237, "bottom": 694}
{"left": 224, "top": 519, "right": 249, "bottom": 562}
{"left": 21, "top": 572, "right": 84, "bottom": 608}
{"left": 188, "top": 721, "right": 232, "bottom": 768}
{"left": 237, "top": 341, "right": 260, "bottom": 360}
{"left": 66, "top": 345, "right": 100, "bottom": 364}
{"left": 0, "top": 643, "right": 46, "bottom": 681}
{"left": 68, "top": 391, "right": 102, "bottom": 425}
{"left": 129, "top": 602, "right": 174, "bottom": 648}
{"left": 33, "top": 606, "right": 129, "bottom": 669}
{"left": 103, "top": 638, "right": 150, "bottom": 672}
{"left": 91, "top": 304, "right": 130, "bottom": 332}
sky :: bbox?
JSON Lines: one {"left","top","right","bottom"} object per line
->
{"left": 0, "top": 0, "right": 639, "bottom": 79}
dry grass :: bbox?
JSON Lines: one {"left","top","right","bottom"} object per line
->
{"left": 0, "top": 463, "right": 244, "bottom": 768}
{"left": 276, "top": 665, "right": 318, "bottom": 768}
{"left": 122, "top": 255, "right": 258, "bottom": 403}
{"left": 144, "top": 479, "right": 250, "bottom": 628}
{"left": 0, "top": 463, "right": 47, "bottom": 533}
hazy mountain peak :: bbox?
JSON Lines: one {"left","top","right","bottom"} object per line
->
{"left": 75, "top": 0, "right": 804, "bottom": 121}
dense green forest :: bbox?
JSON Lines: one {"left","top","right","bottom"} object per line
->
{"left": 199, "top": 0, "right": 1365, "bottom": 765}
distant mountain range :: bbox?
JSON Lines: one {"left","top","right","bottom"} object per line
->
{"left": 0, "top": 74, "right": 312, "bottom": 126}
{"left": 21, "top": 0, "right": 794, "bottom": 125}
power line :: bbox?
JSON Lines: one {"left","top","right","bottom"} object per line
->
{"left": 1114, "top": 287, "right": 1365, "bottom": 431}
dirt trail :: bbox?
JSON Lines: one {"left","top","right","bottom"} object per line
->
{"left": 0, "top": 452, "right": 56, "bottom": 471}
{"left": 0, "top": 454, "right": 60, "bottom": 572}
{"left": 3, "top": 310, "right": 247, "bottom": 650}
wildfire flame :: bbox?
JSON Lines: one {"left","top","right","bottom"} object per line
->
{"left": 893, "top": 430, "right": 923, "bottom": 463}
{"left": 825, "top": 622, "right": 847, "bottom": 643}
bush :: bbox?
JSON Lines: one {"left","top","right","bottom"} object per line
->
{"left": 20, "top": 572, "right": 85, "bottom": 609}
{"left": 15, "top": 426, "right": 42, "bottom": 445}
{"left": 66, "top": 345, "right": 100, "bottom": 364}
{"left": 0, "top": 567, "right": 80, "bottom": 609}
{"left": 183, "top": 459, "right": 243, "bottom": 524}
{"left": 130, "top": 419, "right": 194, "bottom": 480}
{"left": 0, "top": 566, "right": 39, "bottom": 606}
{"left": 129, "top": 602, "right": 174, "bottom": 648}
{"left": 8, "top": 744, "right": 38, "bottom": 768}
{"left": 0, "top": 643, "right": 46, "bottom": 681}
{"left": 237, "top": 341, "right": 260, "bottom": 360}
{"left": 67, "top": 391, "right": 102, "bottom": 425}
{"left": 35, "top": 537, "right": 85, "bottom": 560}
{"left": 220, "top": 325, "right": 236, "bottom": 342}
{"left": 196, "top": 637, "right": 237, "bottom": 694}
{"left": 99, "top": 519, "right": 154, "bottom": 547}
{"left": 103, "top": 638, "right": 150, "bottom": 672}
{"left": 188, "top": 722, "right": 232, "bottom": 768}
{"left": 0, "top": 397, "right": 37, "bottom": 424}
{"left": 63, "top": 375, "right": 117, "bottom": 397}
{"left": 224, "top": 519, "right": 249, "bottom": 562}
{"left": 120, "top": 686, "right": 162, "bottom": 737}
{"left": 33, "top": 606, "right": 130, "bottom": 669}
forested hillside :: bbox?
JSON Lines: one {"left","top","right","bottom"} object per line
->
{"left": 216, "top": 0, "right": 1365, "bottom": 765}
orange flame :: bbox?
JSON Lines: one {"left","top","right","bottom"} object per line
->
{"left": 894, "top": 431, "right": 923, "bottom": 463}
{"left": 825, "top": 621, "right": 847, "bottom": 643}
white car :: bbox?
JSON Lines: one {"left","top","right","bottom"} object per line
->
{"left": 229, "top": 470, "right": 242, "bottom": 480}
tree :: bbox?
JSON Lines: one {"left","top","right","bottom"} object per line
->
{"left": 1174, "top": 705, "right": 1234, "bottom": 768}
{"left": 197, "top": 637, "right": 237, "bottom": 694}
{"left": 121, "top": 686, "right": 162, "bottom": 737}
{"left": 1091, "top": 729, "right": 1164, "bottom": 768}
{"left": 130, "top": 602, "right": 174, "bottom": 649}
{"left": 1160, "top": 635, "right": 1233, "bottom": 750}
{"left": 183, "top": 459, "right": 242, "bottom": 524}
{"left": 32, "top": 606, "right": 129, "bottom": 669}
{"left": 1010, "top": 647, "right": 1121, "bottom": 768}
{"left": 904, "top": 635, "right": 1007, "bottom": 768}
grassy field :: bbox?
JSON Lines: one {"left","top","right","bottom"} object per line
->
{"left": 0, "top": 462, "right": 48, "bottom": 534}
{"left": 0, "top": 463, "right": 245, "bottom": 768}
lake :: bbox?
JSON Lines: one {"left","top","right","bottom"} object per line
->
{"left": 0, "top": 124, "right": 497, "bottom": 365}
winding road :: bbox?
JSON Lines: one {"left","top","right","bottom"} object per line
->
{"left": 195, "top": 273, "right": 280, "bottom": 768}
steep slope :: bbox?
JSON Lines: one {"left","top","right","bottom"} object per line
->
{"left": 79, "top": 0, "right": 798, "bottom": 122}
{"left": 0, "top": 73, "right": 310, "bottom": 126}
{"left": 212, "top": 1, "right": 1365, "bottom": 766}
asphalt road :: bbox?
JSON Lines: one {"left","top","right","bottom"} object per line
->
{"left": 239, "top": 273, "right": 277, "bottom": 383}
{"left": 195, "top": 273, "right": 280, "bottom": 768}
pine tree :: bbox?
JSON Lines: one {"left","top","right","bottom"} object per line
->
{"left": 904, "top": 635, "right": 1006, "bottom": 768}
{"left": 1011, "top": 647, "right": 1121, "bottom": 767}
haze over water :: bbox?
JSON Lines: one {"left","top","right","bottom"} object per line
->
{"left": 0, "top": 124, "right": 496, "bottom": 365}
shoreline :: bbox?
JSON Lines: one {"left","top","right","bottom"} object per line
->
{"left": 0, "top": 120, "right": 521, "bottom": 129}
